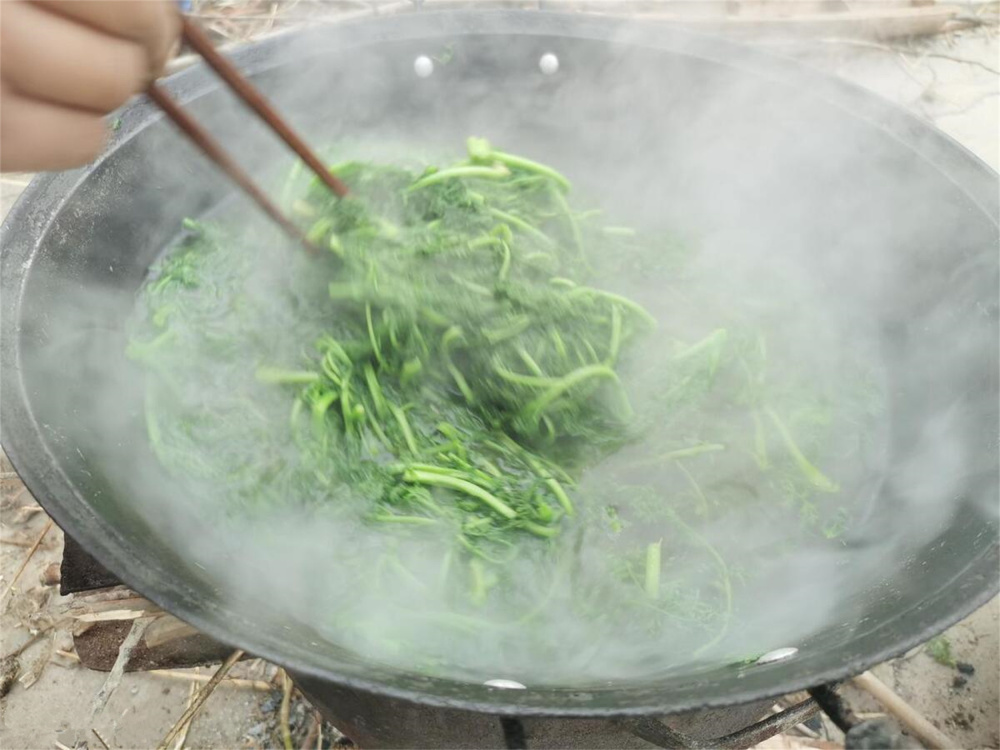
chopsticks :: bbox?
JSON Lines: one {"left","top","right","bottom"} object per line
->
{"left": 146, "top": 16, "right": 349, "bottom": 251}
{"left": 146, "top": 84, "right": 309, "bottom": 244}
{"left": 179, "top": 18, "right": 348, "bottom": 200}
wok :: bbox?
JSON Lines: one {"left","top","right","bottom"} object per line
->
{"left": 1, "top": 11, "right": 997, "bottom": 716}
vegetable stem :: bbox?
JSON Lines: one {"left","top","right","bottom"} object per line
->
{"left": 364, "top": 363, "right": 388, "bottom": 417}
{"left": 644, "top": 540, "right": 662, "bottom": 600}
{"left": 390, "top": 403, "right": 419, "bottom": 455}
{"left": 661, "top": 443, "right": 725, "bottom": 461}
{"left": 255, "top": 367, "right": 320, "bottom": 385}
{"left": 607, "top": 304, "right": 622, "bottom": 364}
{"left": 408, "top": 165, "right": 510, "bottom": 191}
{"left": 365, "top": 304, "right": 383, "bottom": 366}
{"left": 566, "top": 287, "right": 657, "bottom": 329}
{"left": 403, "top": 470, "right": 517, "bottom": 519}
{"left": 522, "top": 365, "right": 620, "bottom": 422}
{"left": 765, "top": 407, "right": 839, "bottom": 492}
{"left": 752, "top": 411, "right": 769, "bottom": 470}
{"left": 491, "top": 151, "right": 571, "bottom": 192}
{"left": 488, "top": 208, "right": 555, "bottom": 247}
{"left": 372, "top": 513, "right": 437, "bottom": 525}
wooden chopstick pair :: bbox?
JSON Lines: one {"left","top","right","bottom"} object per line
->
{"left": 147, "top": 18, "right": 348, "bottom": 251}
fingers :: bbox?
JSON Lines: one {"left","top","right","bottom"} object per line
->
{"left": 0, "top": 0, "right": 181, "bottom": 172}
{"left": 35, "top": 0, "right": 180, "bottom": 76}
{"left": 1, "top": 0, "right": 147, "bottom": 113}
{"left": 0, "top": 85, "right": 106, "bottom": 172}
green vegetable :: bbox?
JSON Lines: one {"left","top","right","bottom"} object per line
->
{"left": 403, "top": 469, "right": 517, "bottom": 520}
{"left": 644, "top": 540, "right": 662, "bottom": 600}
{"left": 129, "top": 138, "right": 884, "bottom": 674}
{"left": 765, "top": 407, "right": 840, "bottom": 493}
{"left": 255, "top": 367, "right": 321, "bottom": 385}
{"left": 926, "top": 636, "right": 956, "bottom": 667}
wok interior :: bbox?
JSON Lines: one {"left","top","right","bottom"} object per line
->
{"left": 7, "top": 22, "right": 998, "bottom": 711}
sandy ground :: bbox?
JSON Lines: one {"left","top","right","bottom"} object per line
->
{"left": 1, "top": 8, "right": 998, "bottom": 750}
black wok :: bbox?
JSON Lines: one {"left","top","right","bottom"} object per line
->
{"left": 1, "top": 11, "right": 997, "bottom": 716}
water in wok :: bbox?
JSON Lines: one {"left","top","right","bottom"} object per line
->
{"left": 1, "top": 12, "right": 996, "bottom": 715}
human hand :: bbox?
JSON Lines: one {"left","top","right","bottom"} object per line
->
{"left": 1, "top": 0, "right": 180, "bottom": 172}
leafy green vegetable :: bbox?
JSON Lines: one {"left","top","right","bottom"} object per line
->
{"left": 129, "top": 137, "right": 885, "bottom": 670}
{"left": 927, "top": 636, "right": 956, "bottom": 667}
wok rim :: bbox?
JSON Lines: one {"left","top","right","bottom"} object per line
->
{"left": 2, "top": 10, "right": 998, "bottom": 717}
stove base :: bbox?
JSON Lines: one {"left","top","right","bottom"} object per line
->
{"left": 292, "top": 673, "right": 772, "bottom": 749}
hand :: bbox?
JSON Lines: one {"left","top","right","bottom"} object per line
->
{"left": 1, "top": 0, "right": 180, "bottom": 172}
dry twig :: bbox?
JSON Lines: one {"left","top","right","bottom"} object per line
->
{"left": 172, "top": 680, "right": 198, "bottom": 750}
{"left": 91, "top": 729, "right": 111, "bottom": 750}
{"left": 17, "top": 631, "right": 53, "bottom": 689}
{"left": 0, "top": 518, "right": 53, "bottom": 602}
{"left": 150, "top": 668, "right": 272, "bottom": 692}
{"left": 74, "top": 609, "right": 161, "bottom": 623}
{"left": 280, "top": 670, "right": 294, "bottom": 750}
{"left": 0, "top": 618, "right": 66, "bottom": 660}
{"left": 156, "top": 649, "right": 245, "bottom": 750}
{"left": 303, "top": 712, "right": 322, "bottom": 750}
{"left": 90, "top": 616, "right": 155, "bottom": 720}
{"left": 0, "top": 537, "right": 33, "bottom": 548}
{"left": 0, "top": 485, "right": 28, "bottom": 505}
{"left": 852, "top": 670, "right": 956, "bottom": 750}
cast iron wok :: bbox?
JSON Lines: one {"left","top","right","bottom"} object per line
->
{"left": 1, "top": 11, "right": 997, "bottom": 716}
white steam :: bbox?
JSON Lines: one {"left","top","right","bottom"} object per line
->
{"left": 18, "top": 16, "right": 998, "bottom": 693}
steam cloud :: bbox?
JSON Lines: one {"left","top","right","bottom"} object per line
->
{"left": 15, "top": 15, "right": 998, "bottom": 693}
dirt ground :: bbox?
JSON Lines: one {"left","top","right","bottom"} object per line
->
{"left": 1, "top": 6, "right": 998, "bottom": 749}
